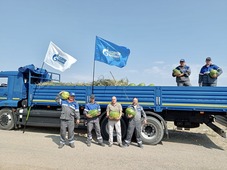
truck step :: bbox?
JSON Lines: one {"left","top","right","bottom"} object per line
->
{"left": 215, "top": 115, "right": 227, "bottom": 127}
{"left": 205, "top": 122, "right": 226, "bottom": 138}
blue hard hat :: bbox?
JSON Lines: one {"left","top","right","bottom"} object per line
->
{"left": 69, "top": 92, "right": 76, "bottom": 96}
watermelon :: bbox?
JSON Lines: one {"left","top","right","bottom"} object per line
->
{"left": 210, "top": 69, "right": 218, "bottom": 78}
{"left": 125, "top": 108, "right": 136, "bottom": 117}
{"left": 138, "top": 83, "right": 146, "bottom": 86}
{"left": 148, "top": 83, "right": 155, "bottom": 86}
{"left": 128, "top": 83, "right": 136, "bottom": 86}
{"left": 109, "top": 111, "right": 120, "bottom": 119}
{"left": 88, "top": 109, "right": 99, "bottom": 117}
{"left": 173, "top": 69, "right": 181, "bottom": 76}
{"left": 61, "top": 91, "right": 70, "bottom": 99}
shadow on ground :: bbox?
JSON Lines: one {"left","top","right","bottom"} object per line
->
{"left": 17, "top": 126, "right": 88, "bottom": 146}
{"left": 16, "top": 126, "right": 225, "bottom": 150}
{"left": 18, "top": 126, "right": 60, "bottom": 134}
{"left": 45, "top": 131, "right": 107, "bottom": 147}
{"left": 162, "top": 129, "right": 224, "bottom": 150}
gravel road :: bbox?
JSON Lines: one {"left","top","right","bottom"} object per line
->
{"left": 0, "top": 123, "right": 227, "bottom": 170}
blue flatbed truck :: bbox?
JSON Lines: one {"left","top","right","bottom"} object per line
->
{"left": 0, "top": 65, "right": 227, "bottom": 144}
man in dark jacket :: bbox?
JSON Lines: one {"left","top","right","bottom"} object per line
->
{"left": 56, "top": 92, "right": 80, "bottom": 149}
{"left": 124, "top": 97, "right": 147, "bottom": 148}
{"left": 83, "top": 94, "right": 104, "bottom": 147}
{"left": 172, "top": 59, "right": 191, "bottom": 86}
{"left": 199, "top": 57, "right": 223, "bottom": 86}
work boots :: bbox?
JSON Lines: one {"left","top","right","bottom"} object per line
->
{"left": 69, "top": 143, "right": 75, "bottom": 148}
{"left": 58, "top": 143, "right": 64, "bottom": 149}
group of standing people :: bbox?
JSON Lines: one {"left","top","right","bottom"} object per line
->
{"left": 172, "top": 57, "right": 223, "bottom": 86}
{"left": 55, "top": 56, "right": 222, "bottom": 149}
{"left": 56, "top": 92, "right": 147, "bottom": 149}
{"left": 106, "top": 96, "right": 147, "bottom": 148}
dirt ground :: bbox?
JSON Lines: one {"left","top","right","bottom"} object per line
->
{"left": 0, "top": 123, "right": 227, "bottom": 170}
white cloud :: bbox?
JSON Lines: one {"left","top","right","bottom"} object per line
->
{"left": 144, "top": 66, "right": 162, "bottom": 74}
{"left": 143, "top": 65, "right": 175, "bottom": 85}
{"left": 154, "top": 61, "right": 165, "bottom": 64}
{"left": 187, "top": 64, "right": 201, "bottom": 86}
{"left": 125, "top": 69, "right": 139, "bottom": 73}
{"left": 142, "top": 63, "right": 227, "bottom": 86}
{"left": 59, "top": 63, "right": 227, "bottom": 86}
{"left": 61, "top": 74, "right": 92, "bottom": 83}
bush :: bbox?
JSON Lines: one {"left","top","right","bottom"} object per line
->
{"left": 38, "top": 77, "right": 155, "bottom": 87}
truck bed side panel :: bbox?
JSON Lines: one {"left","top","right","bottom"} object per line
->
{"left": 31, "top": 85, "right": 88, "bottom": 106}
{"left": 161, "top": 86, "right": 227, "bottom": 112}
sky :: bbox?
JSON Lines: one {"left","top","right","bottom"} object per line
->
{"left": 0, "top": 0, "right": 227, "bottom": 86}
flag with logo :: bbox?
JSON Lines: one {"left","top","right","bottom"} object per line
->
{"left": 44, "top": 41, "right": 77, "bottom": 72}
{"left": 94, "top": 36, "right": 130, "bottom": 68}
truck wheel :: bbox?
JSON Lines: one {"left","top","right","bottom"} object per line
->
{"left": 0, "top": 109, "right": 15, "bottom": 130}
{"left": 141, "top": 116, "right": 164, "bottom": 145}
{"left": 100, "top": 117, "right": 127, "bottom": 142}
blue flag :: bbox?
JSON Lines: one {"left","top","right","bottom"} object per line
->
{"left": 94, "top": 36, "right": 130, "bottom": 68}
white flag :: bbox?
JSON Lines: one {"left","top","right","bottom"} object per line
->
{"left": 44, "top": 41, "right": 77, "bottom": 72}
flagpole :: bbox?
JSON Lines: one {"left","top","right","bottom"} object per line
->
{"left": 91, "top": 59, "right": 96, "bottom": 94}
{"left": 41, "top": 61, "right": 45, "bottom": 69}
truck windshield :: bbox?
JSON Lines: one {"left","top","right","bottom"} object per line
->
{"left": 0, "top": 77, "right": 8, "bottom": 87}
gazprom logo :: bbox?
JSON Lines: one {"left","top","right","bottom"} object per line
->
{"left": 102, "top": 49, "right": 121, "bottom": 60}
{"left": 52, "top": 54, "right": 67, "bottom": 64}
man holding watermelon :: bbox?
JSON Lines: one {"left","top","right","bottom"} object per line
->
{"left": 83, "top": 94, "right": 105, "bottom": 147}
{"left": 124, "top": 97, "right": 147, "bottom": 148}
{"left": 56, "top": 91, "right": 80, "bottom": 149}
{"left": 106, "top": 96, "right": 123, "bottom": 147}
{"left": 172, "top": 59, "right": 191, "bottom": 86}
{"left": 199, "top": 57, "right": 223, "bottom": 86}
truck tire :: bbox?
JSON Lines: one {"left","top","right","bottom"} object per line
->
{"left": 141, "top": 116, "right": 164, "bottom": 145}
{"left": 100, "top": 117, "right": 127, "bottom": 141}
{"left": 0, "top": 109, "right": 15, "bottom": 130}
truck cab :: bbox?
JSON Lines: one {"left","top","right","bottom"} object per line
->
{"left": 0, "top": 65, "right": 59, "bottom": 130}
{"left": 0, "top": 71, "right": 27, "bottom": 108}
{"left": 0, "top": 70, "right": 27, "bottom": 130}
